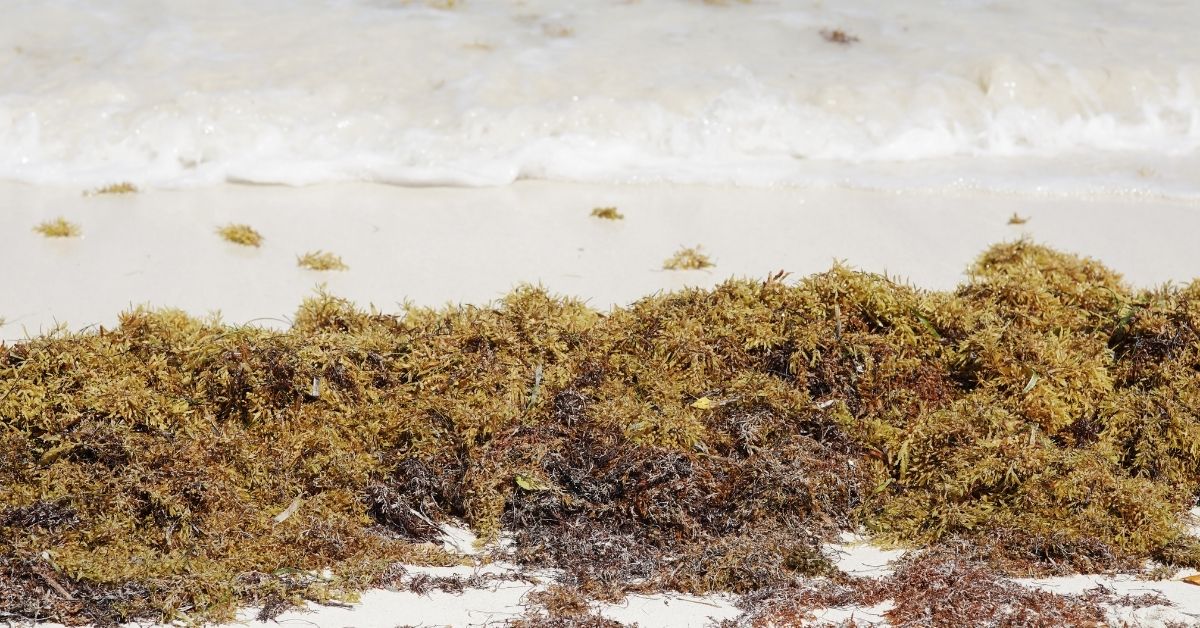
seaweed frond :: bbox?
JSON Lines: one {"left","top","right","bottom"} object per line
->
{"left": 820, "top": 29, "right": 860, "bottom": 45}
{"left": 217, "top": 224, "right": 264, "bottom": 247}
{"left": 590, "top": 207, "right": 624, "bottom": 221}
{"left": 85, "top": 182, "right": 138, "bottom": 196}
{"left": 297, "top": 250, "right": 348, "bottom": 271}
{"left": 33, "top": 218, "right": 81, "bottom": 238}
{"left": 663, "top": 246, "right": 714, "bottom": 270}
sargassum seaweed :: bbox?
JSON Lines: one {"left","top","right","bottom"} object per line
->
{"left": 4, "top": 240, "right": 1200, "bottom": 624}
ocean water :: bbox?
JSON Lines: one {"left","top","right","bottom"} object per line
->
{"left": 1, "top": 0, "right": 1197, "bottom": 196}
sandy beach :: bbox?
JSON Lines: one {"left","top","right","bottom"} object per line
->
{"left": 7, "top": 182, "right": 1200, "bottom": 627}
{"left": 5, "top": 1, "right": 1200, "bottom": 625}
{"left": 4, "top": 181, "right": 1198, "bottom": 341}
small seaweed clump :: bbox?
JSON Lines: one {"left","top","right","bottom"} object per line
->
{"left": 217, "top": 224, "right": 264, "bottom": 248}
{"left": 5, "top": 241, "right": 1200, "bottom": 624}
{"left": 1008, "top": 212, "right": 1030, "bottom": 225}
{"left": 297, "top": 250, "right": 348, "bottom": 271}
{"left": 820, "top": 29, "right": 860, "bottom": 45}
{"left": 590, "top": 207, "right": 624, "bottom": 221}
{"left": 33, "top": 218, "right": 81, "bottom": 238}
{"left": 663, "top": 246, "right": 714, "bottom": 270}
{"left": 85, "top": 182, "right": 138, "bottom": 196}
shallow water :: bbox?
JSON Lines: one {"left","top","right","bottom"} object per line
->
{"left": 1, "top": 0, "right": 1197, "bottom": 195}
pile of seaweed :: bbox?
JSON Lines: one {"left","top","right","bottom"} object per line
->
{"left": 3, "top": 241, "right": 1200, "bottom": 625}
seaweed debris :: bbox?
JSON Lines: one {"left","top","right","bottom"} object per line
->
{"left": 33, "top": 218, "right": 81, "bottom": 238}
{"left": 1008, "top": 212, "right": 1030, "bottom": 225}
{"left": 217, "top": 224, "right": 264, "bottom": 247}
{"left": 5, "top": 241, "right": 1200, "bottom": 624}
{"left": 820, "top": 29, "right": 860, "bottom": 45}
{"left": 663, "top": 246, "right": 714, "bottom": 270}
{"left": 511, "top": 585, "right": 625, "bottom": 627}
{"left": 590, "top": 207, "right": 624, "bottom": 221}
{"left": 297, "top": 250, "right": 348, "bottom": 271}
{"left": 85, "top": 182, "right": 138, "bottom": 196}
{"left": 723, "top": 542, "right": 1171, "bottom": 626}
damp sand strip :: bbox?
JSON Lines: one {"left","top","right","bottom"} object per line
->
{"left": 6, "top": 242, "right": 1200, "bottom": 624}
{"left": 6, "top": 181, "right": 1200, "bottom": 342}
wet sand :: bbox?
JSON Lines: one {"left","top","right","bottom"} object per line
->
{"left": 2, "top": 181, "right": 1197, "bottom": 341}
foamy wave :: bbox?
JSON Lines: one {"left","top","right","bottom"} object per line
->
{"left": 1, "top": 0, "right": 1197, "bottom": 196}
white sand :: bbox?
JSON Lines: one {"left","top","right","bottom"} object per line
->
{"left": 1018, "top": 572, "right": 1200, "bottom": 627}
{"left": 3, "top": 181, "right": 1199, "bottom": 340}
{"left": 596, "top": 593, "right": 741, "bottom": 627}
{"left": 219, "top": 564, "right": 540, "bottom": 628}
{"left": 209, "top": 579, "right": 742, "bottom": 628}
{"left": 826, "top": 533, "right": 908, "bottom": 579}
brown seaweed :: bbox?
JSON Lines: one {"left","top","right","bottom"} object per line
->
{"left": 3, "top": 241, "right": 1200, "bottom": 624}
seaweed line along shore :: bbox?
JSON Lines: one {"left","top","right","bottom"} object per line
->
{"left": 5, "top": 241, "right": 1200, "bottom": 625}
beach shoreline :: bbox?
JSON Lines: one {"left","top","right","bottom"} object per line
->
{"left": 3, "top": 180, "right": 1198, "bottom": 341}
{"left": 5, "top": 1, "right": 1200, "bottom": 625}
{"left": 7, "top": 183, "right": 1200, "bottom": 626}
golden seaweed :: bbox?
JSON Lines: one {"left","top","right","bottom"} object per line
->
{"left": 33, "top": 218, "right": 81, "bottom": 238}
{"left": 589, "top": 207, "right": 624, "bottom": 221}
{"left": 217, "top": 224, "right": 264, "bottom": 247}
{"left": 663, "top": 246, "right": 714, "bottom": 270}
{"left": 297, "top": 251, "right": 348, "bottom": 271}
{"left": 85, "top": 182, "right": 138, "bottom": 196}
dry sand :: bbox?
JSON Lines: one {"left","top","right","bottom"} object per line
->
{"left": 6, "top": 180, "right": 1200, "bottom": 626}
{"left": 3, "top": 181, "right": 1199, "bottom": 341}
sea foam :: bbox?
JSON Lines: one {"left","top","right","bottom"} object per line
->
{"left": 0, "top": 0, "right": 1197, "bottom": 196}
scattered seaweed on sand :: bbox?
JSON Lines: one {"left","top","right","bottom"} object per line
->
{"left": 1008, "top": 212, "right": 1030, "bottom": 225}
{"left": 33, "top": 217, "right": 81, "bottom": 238}
{"left": 511, "top": 614, "right": 626, "bottom": 628}
{"left": 820, "top": 29, "right": 860, "bottom": 45}
{"left": 723, "top": 542, "right": 1171, "bottom": 626}
{"left": 663, "top": 246, "right": 714, "bottom": 270}
{"left": 510, "top": 585, "right": 626, "bottom": 627}
{"left": 5, "top": 241, "right": 1200, "bottom": 624}
{"left": 590, "top": 207, "right": 624, "bottom": 221}
{"left": 85, "top": 182, "right": 138, "bottom": 196}
{"left": 297, "top": 250, "right": 348, "bottom": 271}
{"left": 216, "top": 224, "right": 264, "bottom": 247}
